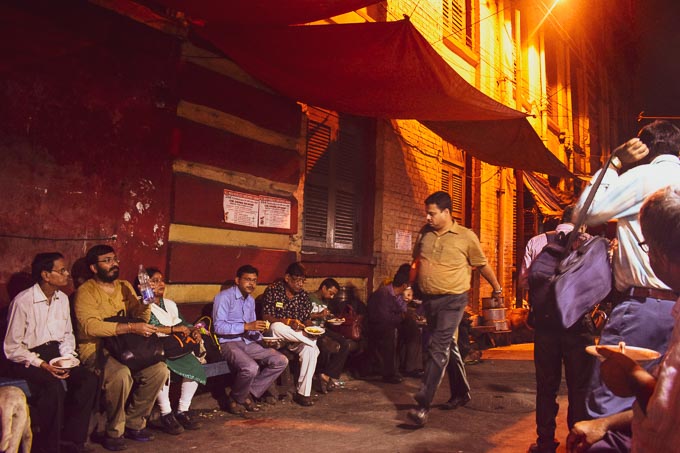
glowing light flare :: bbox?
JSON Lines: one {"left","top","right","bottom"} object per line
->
{"left": 529, "top": 0, "right": 562, "bottom": 40}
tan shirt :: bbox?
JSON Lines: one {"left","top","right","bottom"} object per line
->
{"left": 413, "top": 222, "right": 487, "bottom": 295}
{"left": 74, "top": 278, "right": 150, "bottom": 366}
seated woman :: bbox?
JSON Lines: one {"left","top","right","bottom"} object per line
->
{"left": 137, "top": 267, "right": 206, "bottom": 435}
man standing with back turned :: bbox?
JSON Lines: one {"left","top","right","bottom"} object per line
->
{"left": 408, "top": 191, "right": 502, "bottom": 426}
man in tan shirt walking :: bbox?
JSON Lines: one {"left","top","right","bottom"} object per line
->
{"left": 408, "top": 191, "right": 502, "bottom": 426}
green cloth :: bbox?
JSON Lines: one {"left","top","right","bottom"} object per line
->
{"left": 149, "top": 299, "right": 207, "bottom": 385}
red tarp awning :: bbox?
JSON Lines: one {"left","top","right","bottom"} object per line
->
{"left": 149, "top": 0, "right": 382, "bottom": 25}
{"left": 523, "top": 171, "right": 574, "bottom": 216}
{"left": 197, "top": 19, "right": 571, "bottom": 176}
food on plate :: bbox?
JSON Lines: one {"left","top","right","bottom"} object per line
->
{"left": 49, "top": 356, "right": 80, "bottom": 369}
{"left": 304, "top": 326, "right": 325, "bottom": 336}
{"left": 326, "top": 318, "right": 345, "bottom": 325}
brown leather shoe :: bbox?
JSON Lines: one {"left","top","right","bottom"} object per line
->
{"left": 293, "top": 393, "right": 314, "bottom": 407}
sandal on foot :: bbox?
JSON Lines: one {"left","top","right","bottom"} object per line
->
{"left": 227, "top": 399, "right": 246, "bottom": 415}
{"left": 243, "top": 397, "right": 260, "bottom": 412}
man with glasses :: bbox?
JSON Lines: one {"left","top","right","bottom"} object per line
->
{"left": 574, "top": 120, "right": 680, "bottom": 422}
{"left": 263, "top": 262, "right": 319, "bottom": 406}
{"left": 213, "top": 264, "right": 288, "bottom": 414}
{"left": 74, "top": 245, "right": 168, "bottom": 451}
{"left": 4, "top": 252, "right": 98, "bottom": 453}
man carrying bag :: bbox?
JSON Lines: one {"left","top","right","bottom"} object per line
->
{"left": 74, "top": 245, "right": 168, "bottom": 451}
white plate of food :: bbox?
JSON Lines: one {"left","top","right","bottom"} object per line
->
{"left": 49, "top": 356, "right": 80, "bottom": 369}
{"left": 585, "top": 344, "right": 660, "bottom": 362}
{"left": 304, "top": 326, "right": 325, "bottom": 336}
{"left": 326, "top": 318, "right": 345, "bottom": 326}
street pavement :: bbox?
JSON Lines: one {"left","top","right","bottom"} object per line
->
{"left": 92, "top": 343, "right": 571, "bottom": 453}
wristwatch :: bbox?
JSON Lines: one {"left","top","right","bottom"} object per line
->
{"left": 610, "top": 156, "right": 622, "bottom": 171}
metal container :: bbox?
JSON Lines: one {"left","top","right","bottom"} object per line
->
{"left": 493, "top": 320, "right": 509, "bottom": 331}
{"left": 482, "top": 308, "right": 506, "bottom": 325}
{"left": 482, "top": 297, "right": 504, "bottom": 309}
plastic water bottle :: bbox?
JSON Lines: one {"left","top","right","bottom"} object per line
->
{"left": 137, "top": 265, "right": 155, "bottom": 305}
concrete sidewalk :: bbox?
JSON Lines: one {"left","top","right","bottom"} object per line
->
{"left": 94, "top": 343, "right": 571, "bottom": 453}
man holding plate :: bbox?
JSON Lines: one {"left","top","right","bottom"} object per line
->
{"left": 262, "top": 262, "right": 320, "bottom": 407}
{"left": 568, "top": 186, "right": 680, "bottom": 452}
{"left": 4, "top": 252, "right": 98, "bottom": 453}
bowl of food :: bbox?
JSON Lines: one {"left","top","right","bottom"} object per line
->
{"left": 49, "top": 356, "right": 80, "bottom": 369}
{"left": 261, "top": 336, "right": 284, "bottom": 348}
{"left": 585, "top": 342, "right": 660, "bottom": 362}
{"left": 304, "top": 326, "right": 325, "bottom": 337}
{"left": 326, "top": 318, "right": 345, "bottom": 326}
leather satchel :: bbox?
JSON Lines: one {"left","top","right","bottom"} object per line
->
{"left": 553, "top": 235, "right": 612, "bottom": 329}
{"left": 102, "top": 312, "right": 165, "bottom": 371}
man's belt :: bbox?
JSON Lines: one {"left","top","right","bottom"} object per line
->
{"left": 628, "top": 286, "right": 679, "bottom": 301}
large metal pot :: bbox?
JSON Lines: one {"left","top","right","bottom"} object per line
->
{"left": 482, "top": 297, "right": 504, "bottom": 309}
{"left": 482, "top": 308, "right": 506, "bottom": 326}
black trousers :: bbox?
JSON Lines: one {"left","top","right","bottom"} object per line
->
{"left": 318, "top": 328, "right": 351, "bottom": 379}
{"left": 368, "top": 325, "right": 399, "bottom": 378}
{"left": 533, "top": 319, "right": 595, "bottom": 447}
{"left": 9, "top": 355, "right": 98, "bottom": 452}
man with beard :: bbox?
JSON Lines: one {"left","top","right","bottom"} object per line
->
{"left": 263, "top": 262, "right": 319, "bottom": 406}
{"left": 213, "top": 264, "right": 288, "bottom": 414}
{"left": 74, "top": 245, "right": 168, "bottom": 451}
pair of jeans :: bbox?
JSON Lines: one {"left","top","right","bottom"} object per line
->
{"left": 415, "top": 293, "right": 468, "bottom": 409}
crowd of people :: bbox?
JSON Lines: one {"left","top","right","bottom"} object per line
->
{"left": 3, "top": 121, "right": 680, "bottom": 453}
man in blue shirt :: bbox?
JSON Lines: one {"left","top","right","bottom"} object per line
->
{"left": 213, "top": 264, "right": 288, "bottom": 414}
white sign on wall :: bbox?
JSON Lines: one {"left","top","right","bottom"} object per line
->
{"left": 223, "top": 189, "right": 291, "bottom": 230}
{"left": 395, "top": 229, "right": 413, "bottom": 251}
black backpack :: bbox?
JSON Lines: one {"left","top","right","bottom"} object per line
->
{"left": 527, "top": 231, "right": 569, "bottom": 330}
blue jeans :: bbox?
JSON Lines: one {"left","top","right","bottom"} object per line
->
{"left": 587, "top": 296, "right": 675, "bottom": 418}
{"left": 415, "top": 293, "right": 469, "bottom": 408}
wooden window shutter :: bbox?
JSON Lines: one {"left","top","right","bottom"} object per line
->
{"left": 441, "top": 163, "right": 465, "bottom": 225}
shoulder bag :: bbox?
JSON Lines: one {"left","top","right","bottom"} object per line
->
{"left": 102, "top": 310, "right": 165, "bottom": 371}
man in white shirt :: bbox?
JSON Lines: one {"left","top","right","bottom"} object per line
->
{"left": 567, "top": 185, "right": 680, "bottom": 452}
{"left": 574, "top": 120, "right": 680, "bottom": 419}
{"left": 4, "top": 252, "right": 98, "bottom": 453}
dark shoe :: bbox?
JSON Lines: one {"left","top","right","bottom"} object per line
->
{"left": 326, "top": 379, "right": 337, "bottom": 392}
{"left": 160, "top": 413, "right": 184, "bottom": 435}
{"left": 314, "top": 375, "right": 329, "bottom": 394}
{"left": 243, "top": 397, "right": 261, "bottom": 412}
{"left": 102, "top": 436, "right": 127, "bottom": 451}
{"left": 175, "top": 411, "right": 201, "bottom": 430}
{"left": 528, "top": 439, "right": 559, "bottom": 453}
{"left": 407, "top": 406, "right": 429, "bottom": 426}
{"left": 124, "top": 428, "right": 154, "bottom": 442}
{"left": 227, "top": 399, "right": 246, "bottom": 415}
{"left": 404, "top": 369, "right": 425, "bottom": 378}
{"left": 382, "top": 374, "right": 404, "bottom": 384}
{"left": 293, "top": 392, "right": 314, "bottom": 407}
{"left": 441, "top": 392, "right": 471, "bottom": 410}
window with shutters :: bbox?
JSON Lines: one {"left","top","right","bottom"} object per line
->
{"left": 442, "top": 0, "right": 474, "bottom": 49}
{"left": 441, "top": 161, "right": 465, "bottom": 225}
{"left": 303, "top": 107, "right": 368, "bottom": 252}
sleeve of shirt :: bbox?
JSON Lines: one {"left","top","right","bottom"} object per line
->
{"left": 3, "top": 299, "right": 43, "bottom": 368}
{"left": 574, "top": 166, "right": 642, "bottom": 226}
{"left": 466, "top": 231, "right": 488, "bottom": 267}
{"left": 74, "top": 283, "right": 118, "bottom": 338}
{"left": 519, "top": 238, "right": 538, "bottom": 289}
{"left": 58, "top": 297, "right": 77, "bottom": 357}
{"left": 262, "top": 286, "right": 276, "bottom": 316}
{"left": 213, "top": 290, "right": 245, "bottom": 336}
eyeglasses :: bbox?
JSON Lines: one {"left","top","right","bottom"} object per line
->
{"left": 98, "top": 256, "right": 120, "bottom": 264}
{"left": 50, "top": 268, "right": 69, "bottom": 275}
{"left": 290, "top": 276, "right": 306, "bottom": 285}
{"left": 638, "top": 241, "right": 649, "bottom": 254}
{"left": 241, "top": 277, "right": 258, "bottom": 284}
{"left": 149, "top": 278, "right": 165, "bottom": 284}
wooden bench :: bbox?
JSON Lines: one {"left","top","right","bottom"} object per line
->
{"left": 0, "top": 376, "right": 31, "bottom": 397}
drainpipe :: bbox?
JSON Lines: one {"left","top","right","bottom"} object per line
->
{"left": 497, "top": 170, "right": 506, "bottom": 301}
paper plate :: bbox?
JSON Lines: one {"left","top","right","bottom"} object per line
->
{"left": 49, "top": 356, "right": 80, "bottom": 369}
{"left": 326, "top": 318, "right": 345, "bottom": 326}
{"left": 304, "top": 326, "right": 325, "bottom": 336}
{"left": 585, "top": 345, "right": 660, "bottom": 362}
